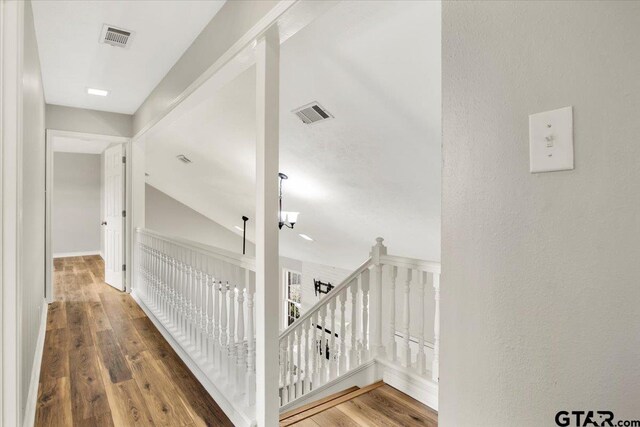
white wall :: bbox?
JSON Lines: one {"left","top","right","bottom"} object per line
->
{"left": 145, "top": 183, "right": 254, "bottom": 256}
{"left": 441, "top": 2, "right": 640, "bottom": 426}
{"left": 53, "top": 152, "right": 101, "bottom": 255}
{"left": 20, "top": 0, "right": 47, "bottom": 422}
{"left": 133, "top": 0, "right": 281, "bottom": 134}
{"left": 46, "top": 104, "right": 133, "bottom": 137}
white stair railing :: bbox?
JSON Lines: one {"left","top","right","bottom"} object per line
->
{"left": 278, "top": 237, "right": 441, "bottom": 407}
{"left": 134, "top": 230, "right": 440, "bottom": 415}
{"left": 135, "top": 228, "right": 257, "bottom": 408}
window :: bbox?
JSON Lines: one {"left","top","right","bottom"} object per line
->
{"left": 284, "top": 270, "right": 302, "bottom": 327}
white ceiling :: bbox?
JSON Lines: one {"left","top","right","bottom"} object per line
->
{"left": 31, "top": 0, "right": 225, "bottom": 114}
{"left": 53, "top": 135, "right": 111, "bottom": 154}
{"left": 145, "top": 0, "right": 441, "bottom": 269}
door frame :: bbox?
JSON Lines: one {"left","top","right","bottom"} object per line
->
{"left": 45, "top": 129, "right": 130, "bottom": 302}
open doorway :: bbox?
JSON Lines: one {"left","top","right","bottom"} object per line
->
{"left": 45, "top": 130, "right": 129, "bottom": 301}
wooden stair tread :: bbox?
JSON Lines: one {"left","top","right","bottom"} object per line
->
{"left": 279, "top": 386, "right": 359, "bottom": 421}
{"left": 279, "top": 381, "right": 384, "bottom": 426}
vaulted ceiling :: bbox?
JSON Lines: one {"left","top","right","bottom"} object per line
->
{"left": 31, "top": 0, "right": 225, "bottom": 114}
{"left": 145, "top": 0, "right": 441, "bottom": 269}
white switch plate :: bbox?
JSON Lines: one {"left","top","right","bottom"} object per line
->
{"left": 529, "top": 106, "right": 573, "bottom": 173}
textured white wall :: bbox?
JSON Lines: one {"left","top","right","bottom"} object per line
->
{"left": 145, "top": 184, "right": 254, "bottom": 255}
{"left": 20, "top": 0, "right": 46, "bottom": 421}
{"left": 133, "top": 0, "right": 281, "bottom": 134}
{"left": 441, "top": 2, "right": 640, "bottom": 426}
{"left": 53, "top": 153, "right": 101, "bottom": 255}
{"left": 46, "top": 104, "right": 133, "bottom": 137}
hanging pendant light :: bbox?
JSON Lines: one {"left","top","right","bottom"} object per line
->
{"left": 278, "top": 173, "right": 299, "bottom": 229}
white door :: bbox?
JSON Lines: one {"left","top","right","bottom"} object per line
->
{"left": 103, "top": 144, "right": 125, "bottom": 290}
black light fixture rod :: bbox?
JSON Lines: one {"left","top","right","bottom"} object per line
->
{"left": 242, "top": 216, "right": 249, "bottom": 255}
{"left": 278, "top": 173, "right": 288, "bottom": 230}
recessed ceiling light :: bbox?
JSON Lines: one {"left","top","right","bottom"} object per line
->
{"left": 299, "top": 234, "right": 313, "bottom": 241}
{"left": 234, "top": 226, "right": 244, "bottom": 231}
{"left": 87, "top": 88, "right": 108, "bottom": 96}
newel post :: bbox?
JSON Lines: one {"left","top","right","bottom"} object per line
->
{"left": 370, "top": 237, "right": 387, "bottom": 359}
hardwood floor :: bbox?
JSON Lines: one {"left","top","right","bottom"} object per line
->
{"left": 281, "top": 381, "right": 439, "bottom": 427}
{"left": 35, "top": 255, "right": 233, "bottom": 427}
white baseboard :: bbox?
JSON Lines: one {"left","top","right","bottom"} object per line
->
{"left": 376, "top": 357, "right": 439, "bottom": 411}
{"left": 53, "top": 250, "right": 101, "bottom": 258}
{"left": 131, "top": 290, "right": 255, "bottom": 427}
{"left": 279, "top": 359, "right": 380, "bottom": 413}
{"left": 23, "top": 301, "right": 48, "bottom": 427}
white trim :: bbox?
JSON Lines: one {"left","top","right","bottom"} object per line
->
{"left": 22, "top": 302, "right": 48, "bottom": 427}
{"left": 1, "top": 1, "right": 25, "bottom": 424}
{"left": 45, "top": 129, "right": 130, "bottom": 301}
{"left": 279, "top": 359, "right": 380, "bottom": 413}
{"left": 376, "top": 357, "right": 439, "bottom": 411}
{"left": 52, "top": 250, "right": 101, "bottom": 259}
{"left": 131, "top": 290, "right": 255, "bottom": 427}
{"left": 131, "top": 0, "right": 296, "bottom": 141}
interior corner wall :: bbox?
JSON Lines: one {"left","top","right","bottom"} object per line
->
{"left": 53, "top": 153, "right": 101, "bottom": 255}
{"left": 45, "top": 104, "right": 133, "bottom": 137}
{"left": 132, "top": 0, "right": 281, "bottom": 134}
{"left": 20, "top": 0, "right": 47, "bottom": 422}
{"left": 441, "top": 2, "right": 640, "bottom": 426}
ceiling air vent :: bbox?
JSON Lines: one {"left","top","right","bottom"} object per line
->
{"left": 176, "top": 154, "right": 192, "bottom": 164}
{"left": 100, "top": 25, "right": 132, "bottom": 48}
{"left": 292, "top": 102, "right": 334, "bottom": 125}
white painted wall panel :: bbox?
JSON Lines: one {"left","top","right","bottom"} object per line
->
{"left": 20, "top": 0, "right": 46, "bottom": 421}
{"left": 441, "top": 2, "right": 640, "bottom": 425}
{"left": 53, "top": 153, "right": 101, "bottom": 255}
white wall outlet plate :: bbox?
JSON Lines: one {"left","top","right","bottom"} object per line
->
{"left": 529, "top": 106, "right": 573, "bottom": 173}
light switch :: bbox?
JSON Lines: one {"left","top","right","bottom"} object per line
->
{"left": 529, "top": 106, "right": 573, "bottom": 173}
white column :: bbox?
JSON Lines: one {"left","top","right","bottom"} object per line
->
{"left": 255, "top": 26, "right": 280, "bottom": 427}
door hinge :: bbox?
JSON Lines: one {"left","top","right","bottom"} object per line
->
{"left": 122, "top": 264, "right": 126, "bottom": 272}
{"left": 122, "top": 156, "right": 126, "bottom": 164}
{"left": 122, "top": 210, "right": 126, "bottom": 217}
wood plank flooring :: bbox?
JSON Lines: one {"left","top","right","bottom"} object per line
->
{"left": 282, "top": 382, "right": 439, "bottom": 427}
{"left": 35, "top": 255, "right": 233, "bottom": 427}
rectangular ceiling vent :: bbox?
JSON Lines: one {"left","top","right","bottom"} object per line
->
{"left": 176, "top": 154, "right": 192, "bottom": 164}
{"left": 100, "top": 25, "right": 132, "bottom": 48}
{"left": 292, "top": 102, "right": 334, "bottom": 125}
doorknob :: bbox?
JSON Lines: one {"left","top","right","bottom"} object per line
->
{"left": 101, "top": 221, "right": 107, "bottom": 226}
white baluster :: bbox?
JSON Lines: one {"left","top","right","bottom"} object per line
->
{"left": 245, "top": 272, "right": 256, "bottom": 406}
{"left": 287, "top": 332, "right": 294, "bottom": 402}
{"left": 304, "top": 318, "right": 311, "bottom": 394}
{"left": 220, "top": 280, "right": 228, "bottom": 374}
{"left": 338, "top": 290, "right": 347, "bottom": 375}
{"left": 361, "top": 269, "right": 370, "bottom": 362}
{"left": 280, "top": 338, "right": 288, "bottom": 405}
{"left": 296, "top": 325, "right": 302, "bottom": 398}
{"left": 319, "top": 305, "right": 328, "bottom": 384}
{"left": 213, "top": 272, "right": 220, "bottom": 369}
{"left": 388, "top": 266, "right": 398, "bottom": 362}
{"left": 403, "top": 268, "right": 412, "bottom": 368}
{"left": 416, "top": 271, "right": 427, "bottom": 375}
{"left": 329, "top": 298, "right": 337, "bottom": 380}
{"left": 206, "top": 270, "right": 214, "bottom": 365}
{"left": 432, "top": 273, "right": 440, "bottom": 382}
{"left": 236, "top": 272, "right": 246, "bottom": 396}
{"left": 349, "top": 280, "right": 358, "bottom": 370}
{"left": 311, "top": 311, "right": 319, "bottom": 387}
{"left": 228, "top": 281, "right": 236, "bottom": 385}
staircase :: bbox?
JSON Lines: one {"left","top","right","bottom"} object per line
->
{"left": 133, "top": 229, "right": 440, "bottom": 426}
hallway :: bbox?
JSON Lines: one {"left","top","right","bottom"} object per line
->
{"left": 35, "top": 256, "right": 233, "bottom": 426}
